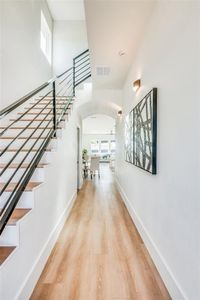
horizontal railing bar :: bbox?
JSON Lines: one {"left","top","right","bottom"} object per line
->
{"left": 75, "top": 73, "right": 91, "bottom": 87}
{"left": 74, "top": 49, "right": 89, "bottom": 61}
{"left": 60, "top": 85, "right": 73, "bottom": 98}
{"left": 0, "top": 124, "right": 55, "bottom": 234}
{"left": 75, "top": 71, "right": 90, "bottom": 84}
{"left": 75, "top": 57, "right": 90, "bottom": 70}
{"left": 58, "top": 72, "right": 73, "bottom": 85}
{"left": 0, "top": 90, "right": 53, "bottom": 137}
{"left": 0, "top": 98, "right": 53, "bottom": 155}
{"left": 57, "top": 67, "right": 73, "bottom": 79}
{"left": 56, "top": 82, "right": 73, "bottom": 97}
{"left": 57, "top": 78, "right": 73, "bottom": 93}
{"left": 75, "top": 62, "right": 90, "bottom": 75}
{"left": 75, "top": 54, "right": 89, "bottom": 66}
{"left": 0, "top": 83, "right": 50, "bottom": 119}
{"left": 0, "top": 112, "right": 53, "bottom": 195}
{"left": 75, "top": 67, "right": 91, "bottom": 81}
{"left": 0, "top": 102, "right": 54, "bottom": 175}
{"left": 56, "top": 80, "right": 72, "bottom": 96}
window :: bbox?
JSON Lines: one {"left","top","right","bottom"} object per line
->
{"left": 110, "top": 140, "right": 116, "bottom": 153}
{"left": 91, "top": 140, "right": 100, "bottom": 154}
{"left": 40, "top": 11, "right": 52, "bottom": 64}
{"left": 100, "top": 140, "right": 109, "bottom": 154}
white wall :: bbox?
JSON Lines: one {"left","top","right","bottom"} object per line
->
{"left": 115, "top": 2, "right": 200, "bottom": 300}
{"left": 0, "top": 0, "right": 53, "bottom": 110}
{"left": 53, "top": 20, "right": 88, "bottom": 75}
{"left": 83, "top": 114, "right": 115, "bottom": 135}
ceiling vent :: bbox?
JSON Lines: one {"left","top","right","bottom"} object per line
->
{"left": 96, "top": 66, "right": 110, "bottom": 76}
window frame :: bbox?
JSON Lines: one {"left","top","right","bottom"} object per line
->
{"left": 40, "top": 11, "right": 52, "bottom": 64}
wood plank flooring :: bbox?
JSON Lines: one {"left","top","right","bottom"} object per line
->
{"left": 31, "top": 164, "right": 171, "bottom": 300}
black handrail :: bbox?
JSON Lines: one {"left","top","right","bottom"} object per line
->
{"left": 74, "top": 49, "right": 89, "bottom": 60}
{"left": 0, "top": 82, "right": 50, "bottom": 119}
{"left": 0, "top": 49, "right": 91, "bottom": 235}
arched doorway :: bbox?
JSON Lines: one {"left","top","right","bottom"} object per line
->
{"left": 82, "top": 114, "right": 116, "bottom": 178}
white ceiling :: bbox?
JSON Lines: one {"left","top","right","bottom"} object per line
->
{"left": 82, "top": 114, "right": 115, "bottom": 134}
{"left": 84, "top": 0, "right": 155, "bottom": 89}
{"left": 47, "top": 0, "right": 85, "bottom": 21}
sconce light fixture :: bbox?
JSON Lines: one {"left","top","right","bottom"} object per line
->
{"left": 133, "top": 79, "right": 141, "bottom": 92}
{"left": 118, "top": 110, "right": 122, "bottom": 116}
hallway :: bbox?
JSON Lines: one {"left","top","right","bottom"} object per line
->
{"left": 31, "top": 164, "right": 171, "bottom": 300}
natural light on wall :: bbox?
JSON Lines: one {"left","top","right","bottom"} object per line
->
{"left": 40, "top": 11, "right": 52, "bottom": 64}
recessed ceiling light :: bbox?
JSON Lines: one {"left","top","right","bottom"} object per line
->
{"left": 118, "top": 50, "right": 126, "bottom": 56}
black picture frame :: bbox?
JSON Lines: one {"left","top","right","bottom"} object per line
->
{"left": 125, "top": 88, "right": 157, "bottom": 174}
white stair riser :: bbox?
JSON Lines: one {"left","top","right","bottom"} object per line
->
{"left": 0, "top": 151, "right": 52, "bottom": 163}
{"left": 0, "top": 192, "right": 34, "bottom": 209}
{"left": 0, "top": 128, "right": 63, "bottom": 138}
{"left": 8, "top": 120, "right": 54, "bottom": 127}
{"left": 1, "top": 168, "right": 44, "bottom": 183}
{"left": 0, "top": 138, "right": 57, "bottom": 149}
{"left": 23, "top": 108, "right": 70, "bottom": 112}
{"left": 0, "top": 225, "right": 18, "bottom": 246}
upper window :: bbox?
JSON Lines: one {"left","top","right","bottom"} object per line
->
{"left": 40, "top": 11, "right": 52, "bottom": 64}
{"left": 100, "top": 140, "right": 109, "bottom": 153}
{"left": 110, "top": 140, "right": 116, "bottom": 153}
{"left": 91, "top": 140, "right": 100, "bottom": 154}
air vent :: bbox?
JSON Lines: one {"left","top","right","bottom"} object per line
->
{"left": 96, "top": 66, "right": 110, "bottom": 76}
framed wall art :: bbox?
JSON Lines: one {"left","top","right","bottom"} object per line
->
{"left": 125, "top": 88, "right": 157, "bottom": 174}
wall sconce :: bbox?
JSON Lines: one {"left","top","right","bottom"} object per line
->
{"left": 133, "top": 79, "right": 141, "bottom": 92}
{"left": 118, "top": 110, "right": 122, "bottom": 116}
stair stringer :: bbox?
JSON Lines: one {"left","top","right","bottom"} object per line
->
{"left": 0, "top": 108, "right": 81, "bottom": 300}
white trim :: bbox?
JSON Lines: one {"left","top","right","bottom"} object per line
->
{"left": 115, "top": 176, "right": 187, "bottom": 300}
{"left": 15, "top": 191, "right": 77, "bottom": 300}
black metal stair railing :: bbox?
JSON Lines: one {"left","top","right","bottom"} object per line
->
{"left": 73, "top": 49, "right": 91, "bottom": 95}
{"left": 0, "top": 49, "right": 91, "bottom": 235}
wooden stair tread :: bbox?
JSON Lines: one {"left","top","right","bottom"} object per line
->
{"left": 0, "top": 126, "right": 62, "bottom": 129}
{"left": 37, "top": 96, "right": 73, "bottom": 98}
{"left": 17, "top": 112, "right": 69, "bottom": 115}
{"left": 35, "top": 98, "right": 73, "bottom": 101}
{"left": 0, "top": 148, "right": 52, "bottom": 152}
{"left": 0, "top": 247, "right": 16, "bottom": 265}
{"left": 0, "top": 182, "right": 42, "bottom": 192}
{"left": 6, "top": 209, "right": 31, "bottom": 225}
{"left": 10, "top": 119, "right": 55, "bottom": 122}
{"left": 0, "top": 163, "right": 48, "bottom": 169}
{"left": 25, "top": 103, "right": 72, "bottom": 109}
{"left": 0, "top": 136, "right": 56, "bottom": 140}
{"left": 9, "top": 118, "right": 66, "bottom": 122}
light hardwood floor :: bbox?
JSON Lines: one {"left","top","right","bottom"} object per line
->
{"left": 31, "top": 164, "right": 171, "bottom": 300}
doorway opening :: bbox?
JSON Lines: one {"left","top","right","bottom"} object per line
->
{"left": 82, "top": 114, "right": 116, "bottom": 179}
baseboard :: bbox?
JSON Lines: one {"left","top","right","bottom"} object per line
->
{"left": 115, "top": 177, "right": 187, "bottom": 300}
{"left": 15, "top": 191, "right": 77, "bottom": 300}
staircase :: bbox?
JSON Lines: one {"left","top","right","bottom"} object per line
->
{"left": 0, "top": 49, "right": 90, "bottom": 274}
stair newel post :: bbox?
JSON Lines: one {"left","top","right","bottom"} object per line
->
{"left": 52, "top": 80, "right": 57, "bottom": 137}
{"left": 73, "top": 58, "right": 75, "bottom": 97}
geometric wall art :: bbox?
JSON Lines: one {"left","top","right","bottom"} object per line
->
{"left": 125, "top": 88, "right": 157, "bottom": 174}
